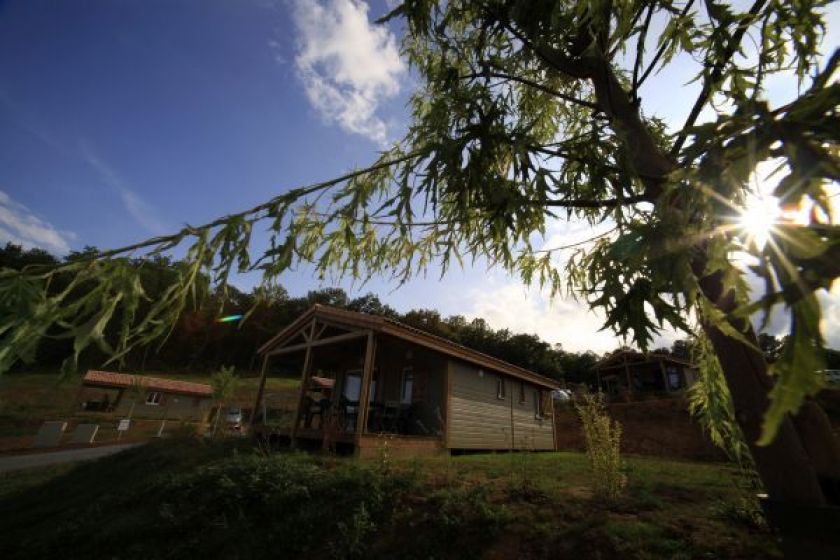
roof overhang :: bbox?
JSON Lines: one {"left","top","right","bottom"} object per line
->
{"left": 258, "top": 305, "right": 559, "bottom": 389}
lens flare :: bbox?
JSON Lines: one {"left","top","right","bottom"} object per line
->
{"left": 738, "top": 193, "right": 781, "bottom": 250}
{"left": 216, "top": 314, "right": 243, "bottom": 323}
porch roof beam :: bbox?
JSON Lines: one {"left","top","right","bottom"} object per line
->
{"left": 267, "top": 330, "right": 369, "bottom": 356}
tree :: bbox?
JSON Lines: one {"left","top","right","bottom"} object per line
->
{"left": 1, "top": 1, "right": 839, "bottom": 511}
{"left": 670, "top": 339, "right": 694, "bottom": 361}
{"left": 758, "top": 332, "right": 787, "bottom": 363}
{"left": 210, "top": 365, "right": 238, "bottom": 436}
{"left": 558, "top": 349, "right": 600, "bottom": 385}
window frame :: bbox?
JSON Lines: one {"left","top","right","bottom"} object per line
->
{"left": 496, "top": 376, "right": 506, "bottom": 400}
{"left": 400, "top": 366, "right": 414, "bottom": 404}
{"left": 518, "top": 382, "right": 526, "bottom": 404}
{"left": 534, "top": 390, "right": 545, "bottom": 419}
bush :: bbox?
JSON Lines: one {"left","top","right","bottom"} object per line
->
{"left": 574, "top": 393, "right": 626, "bottom": 501}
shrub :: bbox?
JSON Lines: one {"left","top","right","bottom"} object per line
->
{"left": 574, "top": 393, "right": 626, "bottom": 501}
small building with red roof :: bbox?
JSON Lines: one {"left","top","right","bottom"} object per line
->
{"left": 80, "top": 370, "right": 214, "bottom": 420}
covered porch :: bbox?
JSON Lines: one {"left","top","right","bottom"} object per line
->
{"left": 252, "top": 308, "right": 447, "bottom": 455}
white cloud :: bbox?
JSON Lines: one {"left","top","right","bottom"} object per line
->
{"left": 80, "top": 143, "right": 169, "bottom": 235}
{"left": 456, "top": 217, "right": 686, "bottom": 354}
{"left": 461, "top": 275, "right": 682, "bottom": 354}
{"left": 0, "top": 191, "right": 73, "bottom": 255}
{"left": 463, "top": 279, "right": 620, "bottom": 353}
{"left": 290, "top": 0, "right": 405, "bottom": 144}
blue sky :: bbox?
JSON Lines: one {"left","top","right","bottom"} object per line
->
{"left": 1, "top": 0, "right": 838, "bottom": 352}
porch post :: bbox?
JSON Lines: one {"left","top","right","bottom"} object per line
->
{"left": 659, "top": 359, "right": 670, "bottom": 393}
{"left": 250, "top": 354, "right": 270, "bottom": 427}
{"left": 354, "top": 331, "right": 376, "bottom": 444}
{"left": 549, "top": 389, "right": 558, "bottom": 451}
{"left": 290, "top": 320, "right": 316, "bottom": 447}
{"left": 623, "top": 355, "right": 632, "bottom": 399}
{"left": 113, "top": 388, "right": 125, "bottom": 408}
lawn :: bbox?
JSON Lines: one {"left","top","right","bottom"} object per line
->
{"left": 0, "top": 372, "right": 300, "bottom": 450}
{"left": 0, "top": 437, "right": 780, "bottom": 559}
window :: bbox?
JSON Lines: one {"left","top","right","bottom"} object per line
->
{"left": 342, "top": 369, "right": 377, "bottom": 406}
{"left": 534, "top": 390, "right": 545, "bottom": 419}
{"left": 518, "top": 382, "right": 526, "bottom": 404}
{"left": 146, "top": 391, "right": 162, "bottom": 405}
{"left": 667, "top": 367, "right": 682, "bottom": 389}
{"left": 496, "top": 376, "right": 506, "bottom": 400}
{"left": 344, "top": 371, "right": 361, "bottom": 401}
{"left": 400, "top": 367, "right": 414, "bottom": 404}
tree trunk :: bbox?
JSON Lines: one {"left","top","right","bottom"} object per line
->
{"left": 695, "top": 264, "right": 834, "bottom": 506}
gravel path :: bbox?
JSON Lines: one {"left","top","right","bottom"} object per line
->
{"left": 0, "top": 443, "right": 141, "bottom": 473}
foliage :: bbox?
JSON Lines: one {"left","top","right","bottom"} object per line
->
{"left": 210, "top": 365, "right": 238, "bottom": 403}
{"left": 758, "top": 333, "right": 786, "bottom": 364}
{"left": 1, "top": 1, "right": 838, "bottom": 450}
{"left": 210, "top": 365, "right": 238, "bottom": 435}
{"left": 687, "top": 333, "right": 751, "bottom": 463}
{"left": 574, "top": 392, "right": 626, "bottom": 501}
{"left": 712, "top": 467, "right": 768, "bottom": 531}
{"left": 1, "top": 244, "right": 581, "bottom": 380}
{"left": 0, "top": 441, "right": 782, "bottom": 559}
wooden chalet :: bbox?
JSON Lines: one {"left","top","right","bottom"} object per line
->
{"left": 593, "top": 349, "right": 697, "bottom": 401}
{"left": 79, "top": 370, "right": 213, "bottom": 420}
{"left": 252, "top": 305, "right": 560, "bottom": 457}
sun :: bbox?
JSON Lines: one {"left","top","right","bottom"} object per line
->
{"left": 738, "top": 193, "right": 781, "bottom": 250}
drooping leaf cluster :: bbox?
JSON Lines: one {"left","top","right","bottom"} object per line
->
{"left": 1, "top": 243, "right": 584, "bottom": 380}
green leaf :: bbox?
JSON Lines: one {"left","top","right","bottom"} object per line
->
{"left": 758, "top": 293, "right": 825, "bottom": 445}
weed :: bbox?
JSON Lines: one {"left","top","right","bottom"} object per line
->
{"left": 574, "top": 392, "right": 626, "bottom": 501}
{"left": 712, "top": 467, "right": 767, "bottom": 530}
{"left": 375, "top": 432, "right": 394, "bottom": 475}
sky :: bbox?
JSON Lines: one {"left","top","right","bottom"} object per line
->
{"left": 1, "top": 0, "right": 838, "bottom": 353}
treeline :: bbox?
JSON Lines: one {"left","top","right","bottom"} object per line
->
{"left": 6, "top": 243, "right": 835, "bottom": 382}
{"left": 0, "top": 243, "right": 600, "bottom": 381}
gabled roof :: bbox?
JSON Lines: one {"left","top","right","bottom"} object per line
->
{"left": 258, "top": 305, "right": 560, "bottom": 389}
{"left": 83, "top": 370, "right": 213, "bottom": 398}
{"left": 593, "top": 349, "right": 695, "bottom": 370}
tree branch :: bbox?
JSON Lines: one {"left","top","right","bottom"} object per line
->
{"left": 11, "top": 151, "right": 424, "bottom": 273}
{"left": 463, "top": 71, "right": 599, "bottom": 110}
{"left": 542, "top": 193, "right": 651, "bottom": 208}
{"left": 501, "top": 21, "right": 590, "bottom": 79}
{"left": 636, "top": 0, "right": 696, "bottom": 90}
{"left": 502, "top": 18, "right": 673, "bottom": 198}
{"left": 632, "top": 3, "right": 656, "bottom": 100}
{"left": 672, "top": 0, "right": 768, "bottom": 159}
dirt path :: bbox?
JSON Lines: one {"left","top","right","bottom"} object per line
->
{"left": 0, "top": 443, "right": 141, "bottom": 473}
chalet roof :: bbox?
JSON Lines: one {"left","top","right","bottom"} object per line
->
{"left": 593, "top": 349, "right": 695, "bottom": 371}
{"left": 258, "top": 305, "right": 560, "bottom": 389}
{"left": 83, "top": 370, "right": 213, "bottom": 398}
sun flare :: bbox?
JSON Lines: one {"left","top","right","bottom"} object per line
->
{"left": 738, "top": 193, "right": 781, "bottom": 250}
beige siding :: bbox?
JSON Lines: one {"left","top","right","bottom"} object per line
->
{"left": 113, "top": 393, "right": 212, "bottom": 421}
{"left": 447, "top": 361, "right": 554, "bottom": 450}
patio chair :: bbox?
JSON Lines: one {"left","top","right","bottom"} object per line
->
{"left": 380, "top": 401, "right": 401, "bottom": 433}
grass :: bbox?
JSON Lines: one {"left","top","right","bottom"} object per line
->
{"left": 0, "top": 438, "right": 781, "bottom": 559}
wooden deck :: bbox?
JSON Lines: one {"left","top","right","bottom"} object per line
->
{"left": 255, "top": 425, "right": 445, "bottom": 457}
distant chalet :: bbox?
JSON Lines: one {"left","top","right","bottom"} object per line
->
{"left": 593, "top": 349, "right": 698, "bottom": 401}
{"left": 252, "top": 304, "right": 560, "bottom": 457}
{"left": 80, "top": 370, "right": 213, "bottom": 420}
